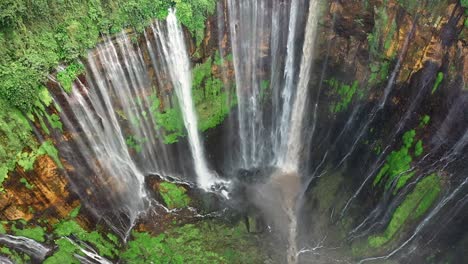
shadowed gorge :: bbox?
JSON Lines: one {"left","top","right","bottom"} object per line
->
{"left": 0, "top": 0, "right": 467, "bottom": 263}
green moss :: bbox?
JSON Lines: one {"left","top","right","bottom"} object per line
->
{"left": 16, "top": 151, "right": 37, "bottom": 171}
{"left": 159, "top": 182, "right": 191, "bottom": 209}
{"left": 394, "top": 172, "right": 415, "bottom": 193}
{"left": 369, "top": 174, "right": 441, "bottom": 248}
{"left": 150, "top": 56, "right": 235, "bottom": 144}
{"left": 366, "top": 3, "right": 394, "bottom": 86}
{"left": 420, "top": 115, "right": 431, "bottom": 127}
{"left": 431, "top": 72, "right": 444, "bottom": 94}
{"left": 414, "top": 140, "right": 423, "bottom": 157}
{"left": 374, "top": 130, "right": 416, "bottom": 189}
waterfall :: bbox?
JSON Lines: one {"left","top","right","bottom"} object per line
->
{"left": 276, "top": 0, "right": 299, "bottom": 161}
{"left": 153, "top": 9, "right": 218, "bottom": 190}
{"left": 0, "top": 234, "right": 51, "bottom": 261}
{"left": 224, "top": 1, "right": 320, "bottom": 263}
{"left": 52, "top": 8, "right": 227, "bottom": 236}
{"left": 226, "top": 0, "right": 269, "bottom": 168}
{"left": 226, "top": 0, "right": 305, "bottom": 169}
{"left": 281, "top": 0, "right": 320, "bottom": 172}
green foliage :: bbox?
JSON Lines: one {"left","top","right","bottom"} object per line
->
{"left": 327, "top": 79, "right": 359, "bottom": 113}
{"left": 0, "top": 62, "right": 43, "bottom": 112}
{"left": 44, "top": 238, "right": 80, "bottom": 264}
{"left": 120, "top": 232, "right": 172, "bottom": 263}
{"left": 159, "top": 182, "right": 191, "bottom": 209}
{"left": 0, "top": 0, "right": 215, "bottom": 112}
{"left": 0, "top": 0, "right": 25, "bottom": 28}
{"left": 0, "top": 98, "right": 35, "bottom": 191}
{"left": 46, "top": 113, "right": 63, "bottom": 132}
{"left": 69, "top": 205, "right": 81, "bottom": 218}
{"left": 13, "top": 140, "right": 63, "bottom": 175}
{"left": 126, "top": 136, "right": 146, "bottom": 153}
{"left": 369, "top": 61, "right": 390, "bottom": 86}
{"left": 57, "top": 62, "right": 84, "bottom": 93}
{"left": 193, "top": 58, "right": 235, "bottom": 132}
{"left": 53, "top": 220, "right": 118, "bottom": 258}
{"left": 19, "top": 177, "right": 34, "bottom": 190}
{"left": 150, "top": 95, "right": 185, "bottom": 144}
{"left": 0, "top": 245, "right": 29, "bottom": 263}
{"left": 37, "top": 140, "right": 63, "bottom": 168}
{"left": 0, "top": 92, "right": 61, "bottom": 192}
{"left": 462, "top": 0, "right": 468, "bottom": 8}
{"left": 368, "top": 4, "right": 389, "bottom": 59}
{"left": 38, "top": 86, "right": 53, "bottom": 107}
{"left": 431, "top": 72, "right": 444, "bottom": 94}
{"left": 366, "top": 3, "right": 396, "bottom": 87}
{"left": 12, "top": 224, "right": 45, "bottom": 242}
{"left": 414, "top": 140, "right": 423, "bottom": 157}
{"left": 121, "top": 220, "right": 265, "bottom": 264}
{"left": 174, "top": 0, "right": 217, "bottom": 45}
{"left": 420, "top": 115, "right": 431, "bottom": 127}
{"left": 368, "top": 174, "right": 441, "bottom": 248}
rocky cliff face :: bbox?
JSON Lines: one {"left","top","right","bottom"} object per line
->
{"left": 0, "top": 155, "right": 77, "bottom": 221}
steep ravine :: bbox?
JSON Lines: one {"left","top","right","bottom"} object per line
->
{"left": 0, "top": 0, "right": 467, "bottom": 263}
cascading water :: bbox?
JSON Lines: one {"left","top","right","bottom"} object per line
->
{"left": 281, "top": 0, "right": 320, "bottom": 172}
{"left": 153, "top": 10, "right": 220, "bottom": 190}
{"left": 224, "top": 0, "right": 320, "bottom": 262}
{"left": 51, "top": 9, "right": 224, "bottom": 237}
{"left": 0, "top": 234, "right": 51, "bottom": 262}
{"left": 224, "top": 0, "right": 320, "bottom": 171}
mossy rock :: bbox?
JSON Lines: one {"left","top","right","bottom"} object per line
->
{"left": 159, "top": 182, "right": 191, "bottom": 209}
